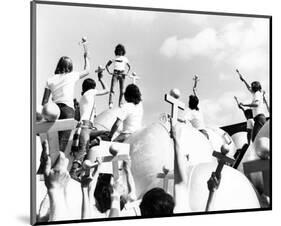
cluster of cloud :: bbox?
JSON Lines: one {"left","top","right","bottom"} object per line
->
{"left": 160, "top": 17, "right": 270, "bottom": 126}
{"left": 200, "top": 90, "right": 250, "bottom": 127}
{"left": 160, "top": 18, "right": 269, "bottom": 77}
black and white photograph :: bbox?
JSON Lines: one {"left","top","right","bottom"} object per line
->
{"left": 31, "top": 1, "right": 271, "bottom": 225}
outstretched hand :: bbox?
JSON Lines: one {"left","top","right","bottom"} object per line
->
{"left": 42, "top": 141, "right": 70, "bottom": 191}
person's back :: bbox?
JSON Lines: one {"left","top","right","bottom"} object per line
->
{"left": 42, "top": 52, "right": 90, "bottom": 152}
{"left": 79, "top": 89, "right": 97, "bottom": 122}
{"left": 119, "top": 102, "right": 143, "bottom": 134}
{"left": 251, "top": 90, "right": 266, "bottom": 118}
{"left": 47, "top": 72, "right": 80, "bottom": 108}
{"left": 79, "top": 78, "right": 109, "bottom": 122}
{"left": 106, "top": 44, "right": 131, "bottom": 108}
{"left": 113, "top": 55, "right": 129, "bottom": 72}
{"left": 107, "top": 84, "right": 143, "bottom": 142}
{"left": 184, "top": 95, "right": 208, "bottom": 139}
{"left": 184, "top": 108, "right": 205, "bottom": 130}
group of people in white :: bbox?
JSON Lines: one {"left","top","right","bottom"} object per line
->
{"left": 37, "top": 38, "right": 269, "bottom": 222}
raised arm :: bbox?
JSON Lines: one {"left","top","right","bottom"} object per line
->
{"left": 42, "top": 141, "right": 71, "bottom": 221}
{"left": 108, "top": 179, "right": 122, "bottom": 218}
{"left": 81, "top": 165, "right": 100, "bottom": 219}
{"left": 192, "top": 75, "right": 199, "bottom": 97}
{"left": 126, "top": 62, "right": 131, "bottom": 75}
{"left": 236, "top": 69, "right": 251, "bottom": 93}
{"left": 193, "top": 88, "right": 197, "bottom": 97}
{"left": 105, "top": 60, "right": 113, "bottom": 75}
{"left": 123, "top": 160, "right": 137, "bottom": 202}
{"left": 79, "top": 52, "right": 90, "bottom": 79}
{"left": 42, "top": 88, "right": 51, "bottom": 106}
{"left": 171, "top": 120, "right": 188, "bottom": 185}
{"left": 263, "top": 91, "right": 270, "bottom": 112}
{"left": 234, "top": 96, "right": 245, "bottom": 112}
{"left": 170, "top": 119, "right": 191, "bottom": 213}
{"left": 96, "top": 77, "right": 109, "bottom": 96}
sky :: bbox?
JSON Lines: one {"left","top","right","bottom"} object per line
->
{"left": 36, "top": 3, "right": 270, "bottom": 127}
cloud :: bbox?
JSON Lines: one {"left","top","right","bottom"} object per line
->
{"left": 159, "top": 36, "right": 178, "bottom": 58}
{"left": 235, "top": 49, "right": 268, "bottom": 71}
{"left": 160, "top": 28, "right": 221, "bottom": 60}
{"left": 160, "top": 18, "right": 269, "bottom": 77}
{"left": 200, "top": 90, "right": 250, "bottom": 127}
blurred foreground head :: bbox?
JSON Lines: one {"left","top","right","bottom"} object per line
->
{"left": 124, "top": 84, "right": 142, "bottom": 105}
{"left": 139, "top": 187, "right": 175, "bottom": 217}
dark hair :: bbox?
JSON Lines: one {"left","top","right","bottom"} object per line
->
{"left": 54, "top": 56, "right": 73, "bottom": 74}
{"left": 94, "top": 174, "right": 125, "bottom": 213}
{"left": 114, "top": 44, "right": 126, "bottom": 56}
{"left": 251, "top": 81, "right": 262, "bottom": 93}
{"left": 244, "top": 109, "right": 253, "bottom": 119}
{"left": 73, "top": 98, "right": 79, "bottom": 107}
{"left": 140, "top": 188, "right": 175, "bottom": 217}
{"left": 124, "top": 84, "right": 142, "bottom": 105}
{"left": 189, "top": 95, "right": 199, "bottom": 110}
{"left": 82, "top": 78, "right": 96, "bottom": 95}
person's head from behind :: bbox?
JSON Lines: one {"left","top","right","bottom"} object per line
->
{"left": 54, "top": 56, "right": 73, "bottom": 74}
{"left": 139, "top": 187, "right": 175, "bottom": 217}
{"left": 251, "top": 81, "right": 262, "bottom": 93}
{"left": 189, "top": 95, "right": 199, "bottom": 111}
{"left": 244, "top": 109, "right": 253, "bottom": 120}
{"left": 82, "top": 78, "right": 96, "bottom": 95}
{"left": 94, "top": 174, "right": 126, "bottom": 213}
{"left": 115, "top": 44, "right": 126, "bottom": 56}
{"left": 124, "top": 84, "right": 142, "bottom": 105}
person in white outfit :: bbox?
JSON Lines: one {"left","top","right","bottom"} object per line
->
{"left": 180, "top": 95, "right": 209, "bottom": 139}
{"left": 70, "top": 77, "right": 109, "bottom": 180}
{"left": 239, "top": 78, "right": 267, "bottom": 141}
{"left": 106, "top": 44, "right": 131, "bottom": 108}
{"left": 41, "top": 48, "right": 90, "bottom": 152}
{"left": 106, "top": 84, "right": 143, "bottom": 142}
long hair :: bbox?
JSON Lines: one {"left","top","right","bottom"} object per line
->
{"left": 124, "top": 84, "right": 142, "bottom": 105}
{"left": 189, "top": 95, "right": 199, "bottom": 111}
{"left": 114, "top": 44, "right": 126, "bottom": 56}
{"left": 94, "top": 174, "right": 113, "bottom": 213}
{"left": 94, "top": 174, "right": 125, "bottom": 213}
{"left": 54, "top": 56, "right": 73, "bottom": 74}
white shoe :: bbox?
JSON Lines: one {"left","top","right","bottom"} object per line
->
{"left": 109, "top": 103, "right": 113, "bottom": 109}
